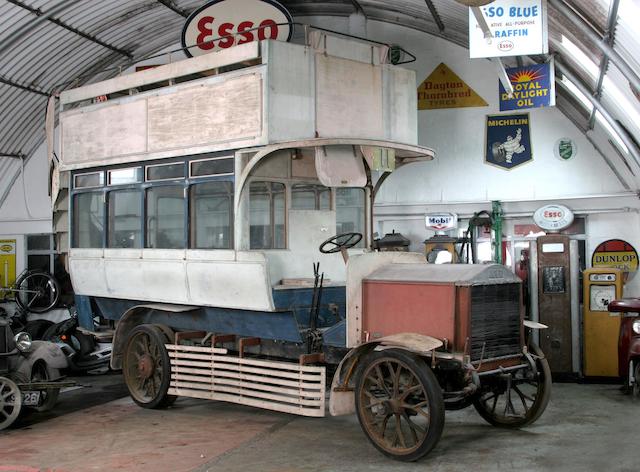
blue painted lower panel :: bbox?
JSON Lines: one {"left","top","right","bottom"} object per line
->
{"left": 272, "top": 286, "right": 346, "bottom": 329}
{"left": 94, "top": 297, "right": 304, "bottom": 343}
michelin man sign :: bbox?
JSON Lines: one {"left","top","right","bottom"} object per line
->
{"left": 485, "top": 113, "right": 532, "bottom": 170}
{"left": 469, "top": 0, "right": 548, "bottom": 58}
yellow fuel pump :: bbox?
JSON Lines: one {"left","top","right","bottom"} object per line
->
{"left": 583, "top": 268, "right": 624, "bottom": 377}
{"left": 0, "top": 239, "right": 17, "bottom": 293}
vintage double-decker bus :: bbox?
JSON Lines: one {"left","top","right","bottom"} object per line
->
{"left": 53, "top": 29, "right": 550, "bottom": 461}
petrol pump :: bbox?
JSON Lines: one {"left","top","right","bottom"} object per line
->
{"left": 529, "top": 204, "right": 580, "bottom": 378}
{"left": 582, "top": 268, "right": 624, "bottom": 377}
{"left": 423, "top": 213, "right": 459, "bottom": 263}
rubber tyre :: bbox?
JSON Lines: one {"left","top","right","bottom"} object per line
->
{"left": 29, "top": 363, "right": 60, "bottom": 412}
{"left": 473, "top": 344, "right": 551, "bottom": 428}
{"left": 15, "top": 271, "right": 60, "bottom": 314}
{"left": 355, "top": 349, "right": 445, "bottom": 462}
{"left": 122, "top": 324, "right": 176, "bottom": 409}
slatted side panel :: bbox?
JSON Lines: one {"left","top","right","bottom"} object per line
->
{"left": 166, "top": 344, "right": 326, "bottom": 417}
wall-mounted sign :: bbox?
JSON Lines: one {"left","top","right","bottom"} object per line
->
{"left": 592, "top": 239, "right": 639, "bottom": 274}
{"left": 469, "top": 0, "right": 549, "bottom": 58}
{"left": 554, "top": 138, "right": 578, "bottom": 161}
{"left": 485, "top": 113, "right": 532, "bottom": 170}
{"left": 499, "top": 62, "right": 555, "bottom": 111}
{"left": 426, "top": 213, "right": 458, "bottom": 231}
{"left": 533, "top": 204, "right": 574, "bottom": 232}
{"left": 0, "top": 239, "right": 16, "bottom": 290}
{"left": 418, "top": 63, "right": 488, "bottom": 110}
{"left": 181, "top": 0, "right": 293, "bottom": 58}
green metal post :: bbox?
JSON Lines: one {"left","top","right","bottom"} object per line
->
{"left": 492, "top": 200, "right": 503, "bottom": 265}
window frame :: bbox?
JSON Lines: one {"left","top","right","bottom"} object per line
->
{"left": 248, "top": 179, "right": 288, "bottom": 250}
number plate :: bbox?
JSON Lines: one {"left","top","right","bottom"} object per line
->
{"left": 22, "top": 391, "right": 41, "bottom": 407}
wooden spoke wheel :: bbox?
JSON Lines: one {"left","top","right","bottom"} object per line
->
{"left": 123, "top": 325, "right": 176, "bottom": 409}
{"left": 355, "top": 349, "right": 445, "bottom": 462}
{"left": 0, "top": 377, "right": 22, "bottom": 431}
{"left": 473, "top": 344, "right": 551, "bottom": 428}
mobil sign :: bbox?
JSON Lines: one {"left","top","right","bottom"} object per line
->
{"left": 426, "top": 213, "right": 458, "bottom": 232}
{"left": 182, "top": 0, "right": 293, "bottom": 57}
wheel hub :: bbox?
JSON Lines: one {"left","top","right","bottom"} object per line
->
{"left": 137, "top": 355, "right": 155, "bottom": 379}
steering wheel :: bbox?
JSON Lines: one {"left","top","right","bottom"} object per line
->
{"left": 319, "top": 232, "right": 363, "bottom": 254}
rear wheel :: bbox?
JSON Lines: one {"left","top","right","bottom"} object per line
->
{"left": 473, "top": 344, "right": 551, "bottom": 428}
{"left": 123, "top": 324, "right": 176, "bottom": 409}
{"left": 355, "top": 349, "right": 445, "bottom": 462}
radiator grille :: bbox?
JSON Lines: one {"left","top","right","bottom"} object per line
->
{"left": 470, "top": 284, "right": 521, "bottom": 361}
{"left": 0, "top": 324, "right": 8, "bottom": 374}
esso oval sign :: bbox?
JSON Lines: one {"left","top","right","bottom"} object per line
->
{"left": 533, "top": 204, "right": 574, "bottom": 232}
{"left": 181, "top": 0, "right": 293, "bottom": 58}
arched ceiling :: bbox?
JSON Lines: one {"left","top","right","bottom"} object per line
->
{"left": 1, "top": 0, "right": 639, "bottom": 205}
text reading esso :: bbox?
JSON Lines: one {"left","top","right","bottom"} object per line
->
{"left": 181, "top": 0, "right": 293, "bottom": 58}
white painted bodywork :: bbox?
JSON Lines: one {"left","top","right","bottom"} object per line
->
{"left": 61, "top": 32, "right": 434, "bottom": 315}
{"left": 58, "top": 39, "right": 419, "bottom": 172}
{"left": 69, "top": 248, "right": 275, "bottom": 311}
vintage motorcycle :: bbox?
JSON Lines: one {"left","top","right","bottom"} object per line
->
{"left": 609, "top": 298, "right": 640, "bottom": 397}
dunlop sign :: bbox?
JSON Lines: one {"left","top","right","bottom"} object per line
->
{"left": 469, "top": 0, "right": 549, "bottom": 58}
{"left": 592, "top": 239, "right": 639, "bottom": 274}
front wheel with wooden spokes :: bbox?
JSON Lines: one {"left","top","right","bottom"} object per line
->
{"left": 473, "top": 343, "right": 551, "bottom": 428}
{"left": 355, "top": 349, "right": 445, "bottom": 462}
{"left": 123, "top": 324, "right": 176, "bottom": 409}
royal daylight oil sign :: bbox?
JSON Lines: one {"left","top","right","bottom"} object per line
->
{"left": 499, "top": 62, "right": 555, "bottom": 111}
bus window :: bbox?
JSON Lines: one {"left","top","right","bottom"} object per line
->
{"left": 73, "top": 192, "right": 104, "bottom": 248}
{"left": 336, "top": 188, "right": 365, "bottom": 247}
{"left": 291, "top": 184, "right": 331, "bottom": 211}
{"left": 108, "top": 189, "right": 142, "bottom": 248}
{"left": 146, "top": 186, "right": 186, "bottom": 249}
{"left": 191, "top": 181, "right": 234, "bottom": 249}
{"left": 250, "top": 182, "right": 286, "bottom": 249}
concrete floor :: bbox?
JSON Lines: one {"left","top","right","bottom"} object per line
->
{"left": 0, "top": 378, "right": 637, "bottom": 472}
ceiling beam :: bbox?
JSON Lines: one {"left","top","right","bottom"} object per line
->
{"left": 0, "top": 76, "right": 50, "bottom": 96}
{"left": 155, "top": 0, "right": 190, "bottom": 18}
{"left": 424, "top": 0, "right": 445, "bottom": 32}
{"left": 549, "top": 0, "right": 640, "bottom": 98}
{"left": 587, "top": 0, "right": 621, "bottom": 129}
{"left": 4, "top": 0, "right": 133, "bottom": 59}
{"left": 556, "top": 59, "right": 640, "bottom": 170}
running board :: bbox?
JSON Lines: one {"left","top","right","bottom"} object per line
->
{"left": 166, "top": 344, "right": 326, "bottom": 417}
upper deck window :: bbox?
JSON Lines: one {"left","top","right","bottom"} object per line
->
{"left": 73, "top": 192, "right": 104, "bottom": 248}
{"left": 190, "top": 157, "right": 234, "bottom": 178}
{"left": 250, "top": 182, "right": 286, "bottom": 250}
{"left": 146, "top": 163, "right": 185, "bottom": 182}
{"left": 146, "top": 186, "right": 186, "bottom": 249}
{"left": 108, "top": 167, "right": 142, "bottom": 186}
{"left": 74, "top": 172, "right": 104, "bottom": 189}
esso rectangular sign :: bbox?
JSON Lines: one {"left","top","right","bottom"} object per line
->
{"left": 181, "top": 0, "right": 293, "bottom": 57}
{"left": 426, "top": 213, "right": 458, "bottom": 231}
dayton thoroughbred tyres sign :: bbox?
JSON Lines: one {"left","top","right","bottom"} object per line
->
{"left": 181, "top": 0, "right": 293, "bottom": 57}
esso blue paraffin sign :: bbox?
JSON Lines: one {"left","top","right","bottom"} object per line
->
{"left": 182, "top": 0, "right": 293, "bottom": 57}
{"left": 469, "top": 0, "right": 548, "bottom": 58}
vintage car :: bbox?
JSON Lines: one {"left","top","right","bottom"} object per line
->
{"left": 52, "top": 27, "right": 551, "bottom": 461}
{"left": 0, "top": 318, "right": 69, "bottom": 430}
{"left": 609, "top": 298, "right": 640, "bottom": 397}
